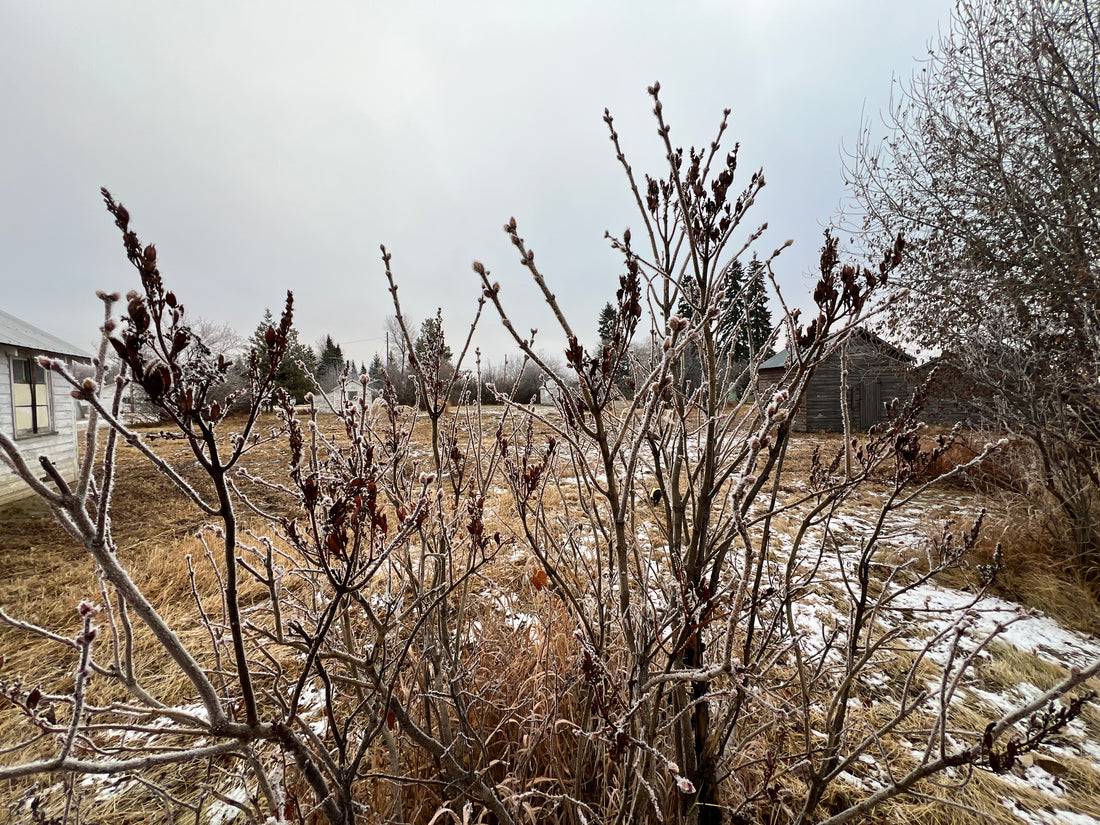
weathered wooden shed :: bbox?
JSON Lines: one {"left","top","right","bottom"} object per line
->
{"left": 0, "top": 309, "right": 92, "bottom": 505}
{"left": 756, "top": 329, "right": 914, "bottom": 432}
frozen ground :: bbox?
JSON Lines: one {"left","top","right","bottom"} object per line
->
{"left": 779, "top": 498, "right": 1100, "bottom": 825}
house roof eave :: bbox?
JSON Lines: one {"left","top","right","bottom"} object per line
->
{"left": 0, "top": 309, "right": 93, "bottom": 361}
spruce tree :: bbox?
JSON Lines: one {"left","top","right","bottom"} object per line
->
{"left": 414, "top": 317, "right": 452, "bottom": 365}
{"left": 715, "top": 260, "right": 745, "bottom": 360}
{"left": 744, "top": 254, "right": 773, "bottom": 359}
{"left": 316, "top": 334, "right": 346, "bottom": 391}
{"left": 597, "top": 302, "right": 618, "bottom": 346}
{"left": 248, "top": 309, "right": 316, "bottom": 403}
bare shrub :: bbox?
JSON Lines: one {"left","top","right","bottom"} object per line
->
{"left": 0, "top": 87, "right": 1098, "bottom": 825}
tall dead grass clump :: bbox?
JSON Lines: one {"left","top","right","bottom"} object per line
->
{"left": 906, "top": 427, "right": 1100, "bottom": 634}
{"left": 952, "top": 435, "right": 1100, "bottom": 634}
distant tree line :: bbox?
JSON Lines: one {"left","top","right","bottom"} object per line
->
{"left": 232, "top": 311, "right": 549, "bottom": 408}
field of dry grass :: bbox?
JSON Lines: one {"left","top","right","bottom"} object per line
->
{"left": 2, "top": 410, "right": 1099, "bottom": 824}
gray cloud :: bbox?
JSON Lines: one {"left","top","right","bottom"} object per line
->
{"left": 0, "top": 0, "right": 952, "bottom": 367}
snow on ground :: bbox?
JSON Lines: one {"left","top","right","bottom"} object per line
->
{"left": 769, "top": 493, "right": 1100, "bottom": 824}
{"left": 425, "top": 469, "right": 1100, "bottom": 822}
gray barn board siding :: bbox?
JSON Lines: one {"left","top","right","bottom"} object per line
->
{"left": 756, "top": 331, "right": 913, "bottom": 433}
{"left": 908, "top": 360, "right": 991, "bottom": 428}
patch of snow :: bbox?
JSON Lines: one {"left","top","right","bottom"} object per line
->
{"left": 1076, "top": 736, "right": 1100, "bottom": 763}
{"left": 753, "top": 485, "right": 1100, "bottom": 821}
{"left": 971, "top": 686, "right": 1026, "bottom": 716}
{"left": 80, "top": 774, "right": 137, "bottom": 803}
{"left": 999, "top": 797, "right": 1047, "bottom": 825}
{"left": 837, "top": 771, "right": 875, "bottom": 791}
{"left": 1047, "top": 811, "right": 1100, "bottom": 825}
{"left": 997, "top": 765, "right": 1066, "bottom": 799}
{"left": 1001, "top": 802, "right": 1100, "bottom": 825}
{"left": 205, "top": 783, "right": 250, "bottom": 825}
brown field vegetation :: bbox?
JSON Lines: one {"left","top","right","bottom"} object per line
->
{"left": 2, "top": 412, "right": 1099, "bottom": 823}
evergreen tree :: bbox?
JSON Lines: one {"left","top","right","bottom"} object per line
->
{"left": 248, "top": 309, "right": 316, "bottom": 403}
{"left": 712, "top": 256, "right": 773, "bottom": 363}
{"left": 414, "top": 316, "right": 452, "bottom": 365}
{"left": 678, "top": 256, "right": 772, "bottom": 400}
{"left": 715, "top": 260, "right": 745, "bottom": 360}
{"left": 368, "top": 354, "right": 382, "bottom": 378}
{"left": 743, "top": 255, "right": 774, "bottom": 360}
{"left": 596, "top": 300, "right": 636, "bottom": 395}
{"left": 597, "top": 302, "right": 618, "bottom": 346}
{"left": 316, "top": 334, "right": 346, "bottom": 391}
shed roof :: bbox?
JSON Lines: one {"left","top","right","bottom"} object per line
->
{"left": 756, "top": 328, "right": 913, "bottom": 373}
{"left": 759, "top": 350, "right": 788, "bottom": 370}
{"left": 0, "top": 309, "right": 92, "bottom": 360}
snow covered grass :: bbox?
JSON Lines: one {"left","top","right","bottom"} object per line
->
{"left": 759, "top": 488, "right": 1100, "bottom": 825}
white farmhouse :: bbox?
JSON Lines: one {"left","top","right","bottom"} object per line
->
{"left": 0, "top": 309, "right": 92, "bottom": 505}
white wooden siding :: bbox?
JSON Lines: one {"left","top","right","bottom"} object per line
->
{"left": 0, "top": 347, "right": 82, "bottom": 505}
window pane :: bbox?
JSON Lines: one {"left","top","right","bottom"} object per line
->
{"left": 15, "top": 407, "right": 32, "bottom": 433}
{"left": 11, "top": 357, "right": 52, "bottom": 434}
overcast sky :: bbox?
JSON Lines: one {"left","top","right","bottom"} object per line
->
{"left": 0, "top": 1, "right": 952, "bottom": 369}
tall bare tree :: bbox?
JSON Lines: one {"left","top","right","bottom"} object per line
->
{"left": 847, "top": 0, "right": 1100, "bottom": 579}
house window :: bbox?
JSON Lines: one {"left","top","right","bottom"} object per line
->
{"left": 10, "top": 357, "right": 53, "bottom": 437}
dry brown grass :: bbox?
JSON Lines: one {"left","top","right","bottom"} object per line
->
{"left": 918, "top": 430, "right": 1100, "bottom": 635}
{"left": 965, "top": 503, "right": 1100, "bottom": 637}
{"left": 2, "top": 413, "right": 1100, "bottom": 823}
{"left": 0, "top": 508, "right": 279, "bottom": 821}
